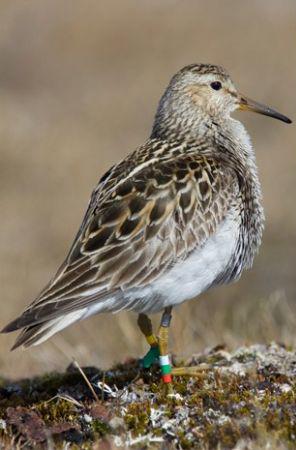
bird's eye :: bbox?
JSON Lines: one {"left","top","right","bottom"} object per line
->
{"left": 210, "top": 81, "right": 222, "bottom": 91}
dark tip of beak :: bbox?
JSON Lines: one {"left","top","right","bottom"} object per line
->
{"left": 282, "top": 116, "right": 292, "bottom": 124}
{"left": 262, "top": 107, "right": 292, "bottom": 124}
{"left": 239, "top": 95, "right": 292, "bottom": 124}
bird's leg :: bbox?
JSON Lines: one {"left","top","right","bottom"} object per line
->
{"left": 138, "top": 309, "right": 210, "bottom": 381}
{"left": 137, "top": 313, "right": 159, "bottom": 369}
{"left": 158, "top": 307, "right": 173, "bottom": 392}
{"left": 157, "top": 307, "right": 210, "bottom": 380}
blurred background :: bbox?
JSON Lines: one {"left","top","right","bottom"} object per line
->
{"left": 0, "top": 0, "right": 295, "bottom": 378}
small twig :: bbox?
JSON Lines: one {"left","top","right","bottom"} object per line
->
{"left": 41, "top": 394, "right": 83, "bottom": 408}
{"left": 56, "top": 393, "right": 84, "bottom": 408}
{"left": 101, "top": 371, "right": 106, "bottom": 401}
{"left": 72, "top": 359, "right": 99, "bottom": 402}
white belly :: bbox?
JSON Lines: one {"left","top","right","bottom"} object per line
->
{"left": 82, "top": 213, "right": 240, "bottom": 318}
{"left": 126, "top": 213, "right": 240, "bottom": 313}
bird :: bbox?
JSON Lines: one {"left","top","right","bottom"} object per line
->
{"left": 2, "top": 63, "right": 291, "bottom": 387}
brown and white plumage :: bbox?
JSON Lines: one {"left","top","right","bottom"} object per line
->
{"left": 2, "top": 63, "right": 291, "bottom": 349}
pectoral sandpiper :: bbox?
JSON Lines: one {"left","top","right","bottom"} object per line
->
{"left": 2, "top": 64, "right": 291, "bottom": 389}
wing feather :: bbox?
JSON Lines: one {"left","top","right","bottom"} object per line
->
{"left": 3, "top": 150, "right": 237, "bottom": 334}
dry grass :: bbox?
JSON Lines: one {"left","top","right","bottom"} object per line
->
{"left": 0, "top": 0, "right": 295, "bottom": 378}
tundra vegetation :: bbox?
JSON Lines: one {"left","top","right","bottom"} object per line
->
{"left": 0, "top": 343, "right": 295, "bottom": 449}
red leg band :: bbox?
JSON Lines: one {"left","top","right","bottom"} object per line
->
{"left": 162, "top": 374, "right": 172, "bottom": 383}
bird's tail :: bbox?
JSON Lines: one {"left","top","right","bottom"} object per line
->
{"left": 2, "top": 309, "right": 86, "bottom": 350}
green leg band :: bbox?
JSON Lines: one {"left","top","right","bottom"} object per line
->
{"left": 161, "top": 364, "right": 172, "bottom": 375}
{"left": 141, "top": 346, "right": 160, "bottom": 369}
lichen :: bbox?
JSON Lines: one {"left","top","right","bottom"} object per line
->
{"left": 0, "top": 343, "right": 296, "bottom": 448}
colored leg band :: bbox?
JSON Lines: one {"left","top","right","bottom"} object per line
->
{"left": 159, "top": 355, "right": 170, "bottom": 366}
{"left": 161, "top": 364, "right": 172, "bottom": 375}
{"left": 141, "top": 345, "right": 160, "bottom": 369}
{"left": 162, "top": 374, "right": 172, "bottom": 383}
{"left": 146, "top": 334, "right": 158, "bottom": 346}
{"left": 159, "top": 354, "right": 172, "bottom": 383}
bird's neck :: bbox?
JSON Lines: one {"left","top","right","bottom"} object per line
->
{"left": 152, "top": 107, "right": 263, "bottom": 208}
{"left": 151, "top": 98, "right": 259, "bottom": 182}
{"left": 216, "top": 117, "right": 264, "bottom": 262}
{"left": 151, "top": 94, "right": 214, "bottom": 142}
{"left": 210, "top": 118, "right": 263, "bottom": 219}
{"left": 213, "top": 117, "right": 259, "bottom": 180}
{"left": 151, "top": 115, "right": 211, "bottom": 142}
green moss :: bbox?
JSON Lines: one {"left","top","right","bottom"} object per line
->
{"left": 34, "top": 398, "right": 78, "bottom": 424}
{"left": 1, "top": 344, "right": 296, "bottom": 448}
{"left": 91, "top": 419, "right": 111, "bottom": 436}
{"left": 177, "top": 430, "right": 193, "bottom": 448}
{"left": 124, "top": 402, "right": 150, "bottom": 435}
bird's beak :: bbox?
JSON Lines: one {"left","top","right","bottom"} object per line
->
{"left": 239, "top": 95, "right": 292, "bottom": 124}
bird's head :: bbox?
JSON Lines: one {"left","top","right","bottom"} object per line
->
{"left": 152, "top": 64, "right": 291, "bottom": 139}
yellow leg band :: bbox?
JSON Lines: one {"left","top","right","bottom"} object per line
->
{"left": 146, "top": 334, "right": 158, "bottom": 346}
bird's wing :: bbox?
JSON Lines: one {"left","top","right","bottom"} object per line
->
{"left": 3, "top": 151, "right": 238, "bottom": 330}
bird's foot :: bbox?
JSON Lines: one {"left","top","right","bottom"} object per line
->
{"left": 162, "top": 363, "right": 210, "bottom": 396}
{"left": 140, "top": 349, "right": 210, "bottom": 394}
{"left": 171, "top": 363, "right": 210, "bottom": 376}
{"left": 138, "top": 310, "right": 210, "bottom": 395}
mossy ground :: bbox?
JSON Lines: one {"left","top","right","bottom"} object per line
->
{"left": 0, "top": 343, "right": 296, "bottom": 449}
